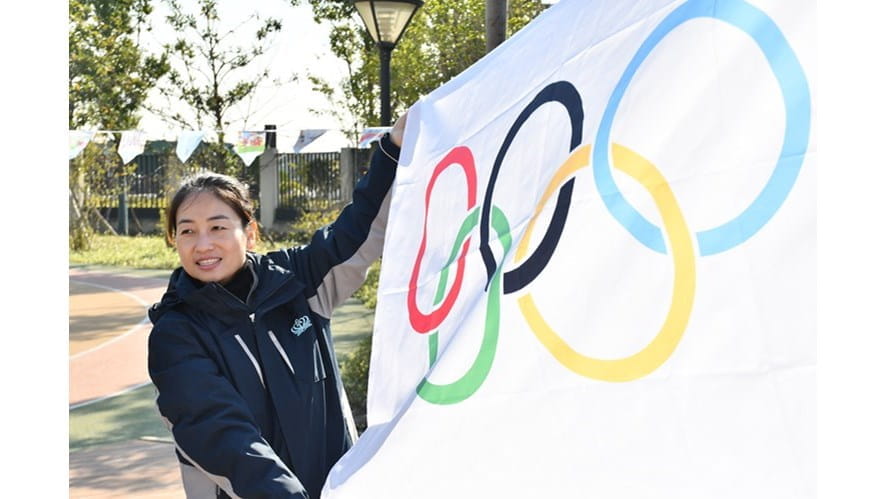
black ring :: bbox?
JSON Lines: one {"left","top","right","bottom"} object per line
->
{"left": 479, "top": 81, "right": 584, "bottom": 291}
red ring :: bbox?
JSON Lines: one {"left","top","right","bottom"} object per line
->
{"left": 407, "top": 146, "right": 477, "bottom": 333}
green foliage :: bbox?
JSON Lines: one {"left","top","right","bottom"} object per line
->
{"left": 68, "top": 219, "right": 95, "bottom": 251}
{"left": 288, "top": 207, "right": 341, "bottom": 245}
{"left": 69, "top": 0, "right": 169, "bottom": 130}
{"left": 69, "top": 0, "right": 169, "bottom": 250}
{"left": 187, "top": 141, "right": 245, "bottom": 179}
{"left": 353, "top": 260, "right": 381, "bottom": 309}
{"left": 340, "top": 334, "right": 373, "bottom": 433}
{"left": 70, "top": 140, "right": 140, "bottom": 250}
{"left": 296, "top": 0, "right": 547, "bottom": 133}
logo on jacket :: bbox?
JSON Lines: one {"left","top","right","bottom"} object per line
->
{"left": 291, "top": 315, "right": 312, "bottom": 336}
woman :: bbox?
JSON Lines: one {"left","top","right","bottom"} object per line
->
{"left": 148, "top": 114, "right": 406, "bottom": 498}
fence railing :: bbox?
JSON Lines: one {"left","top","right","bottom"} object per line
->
{"left": 77, "top": 148, "right": 370, "bottom": 232}
{"left": 84, "top": 154, "right": 207, "bottom": 210}
{"left": 277, "top": 152, "right": 342, "bottom": 214}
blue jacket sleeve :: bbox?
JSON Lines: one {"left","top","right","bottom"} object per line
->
{"left": 269, "top": 135, "right": 400, "bottom": 318}
{"left": 148, "top": 314, "right": 309, "bottom": 498}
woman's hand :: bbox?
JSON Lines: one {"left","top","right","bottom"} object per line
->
{"left": 389, "top": 110, "right": 408, "bottom": 147}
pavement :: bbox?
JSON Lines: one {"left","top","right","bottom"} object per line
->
{"left": 69, "top": 265, "right": 375, "bottom": 498}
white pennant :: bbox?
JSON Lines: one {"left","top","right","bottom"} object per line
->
{"left": 69, "top": 130, "right": 95, "bottom": 160}
{"left": 176, "top": 131, "right": 205, "bottom": 163}
{"left": 293, "top": 129, "right": 327, "bottom": 153}
{"left": 118, "top": 130, "right": 147, "bottom": 164}
{"left": 235, "top": 131, "right": 266, "bottom": 166}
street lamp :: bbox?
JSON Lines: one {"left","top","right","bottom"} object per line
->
{"left": 353, "top": 0, "right": 423, "bottom": 126}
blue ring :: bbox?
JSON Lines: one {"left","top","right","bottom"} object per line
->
{"left": 593, "top": 0, "right": 810, "bottom": 255}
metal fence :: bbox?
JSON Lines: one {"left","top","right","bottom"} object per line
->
{"left": 76, "top": 148, "right": 371, "bottom": 231}
{"left": 276, "top": 152, "right": 343, "bottom": 214}
{"left": 84, "top": 154, "right": 255, "bottom": 210}
{"left": 124, "top": 154, "right": 168, "bottom": 209}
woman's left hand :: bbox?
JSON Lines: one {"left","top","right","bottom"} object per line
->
{"left": 389, "top": 110, "right": 408, "bottom": 147}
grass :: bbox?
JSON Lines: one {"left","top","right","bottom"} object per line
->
{"left": 69, "top": 234, "right": 300, "bottom": 270}
{"left": 70, "top": 234, "right": 180, "bottom": 269}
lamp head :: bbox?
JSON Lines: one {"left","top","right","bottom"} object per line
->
{"left": 353, "top": 0, "right": 424, "bottom": 47}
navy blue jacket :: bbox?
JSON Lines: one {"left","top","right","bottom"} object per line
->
{"left": 148, "top": 137, "right": 400, "bottom": 498}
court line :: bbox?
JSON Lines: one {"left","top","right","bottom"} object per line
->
{"left": 69, "top": 279, "right": 152, "bottom": 361}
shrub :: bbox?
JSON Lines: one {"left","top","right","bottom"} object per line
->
{"left": 340, "top": 334, "right": 372, "bottom": 433}
{"left": 289, "top": 208, "right": 341, "bottom": 246}
{"left": 353, "top": 260, "right": 381, "bottom": 309}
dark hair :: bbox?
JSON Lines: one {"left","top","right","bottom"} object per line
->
{"left": 166, "top": 172, "right": 255, "bottom": 244}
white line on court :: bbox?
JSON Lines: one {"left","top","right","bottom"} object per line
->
{"left": 69, "top": 279, "right": 152, "bottom": 360}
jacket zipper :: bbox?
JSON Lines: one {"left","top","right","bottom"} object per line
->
{"left": 234, "top": 313, "right": 265, "bottom": 389}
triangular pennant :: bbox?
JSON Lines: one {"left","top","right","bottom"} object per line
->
{"left": 118, "top": 130, "right": 147, "bottom": 164}
{"left": 293, "top": 129, "right": 327, "bottom": 152}
{"left": 235, "top": 131, "right": 266, "bottom": 166}
{"left": 69, "top": 130, "right": 95, "bottom": 160}
{"left": 358, "top": 127, "right": 390, "bottom": 148}
{"left": 176, "top": 131, "right": 205, "bottom": 163}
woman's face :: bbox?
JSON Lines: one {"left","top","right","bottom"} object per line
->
{"left": 174, "top": 192, "right": 256, "bottom": 284}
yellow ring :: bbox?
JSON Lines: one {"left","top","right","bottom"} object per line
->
{"left": 515, "top": 143, "right": 696, "bottom": 382}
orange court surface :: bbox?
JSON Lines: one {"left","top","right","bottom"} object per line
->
{"left": 69, "top": 266, "right": 184, "bottom": 498}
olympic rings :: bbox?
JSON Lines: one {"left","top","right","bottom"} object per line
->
{"left": 518, "top": 144, "right": 696, "bottom": 381}
{"left": 407, "top": 146, "right": 477, "bottom": 333}
{"left": 404, "top": 0, "right": 808, "bottom": 403}
{"left": 593, "top": 0, "right": 811, "bottom": 256}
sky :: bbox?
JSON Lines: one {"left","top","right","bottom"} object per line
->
{"left": 138, "top": 0, "right": 353, "bottom": 146}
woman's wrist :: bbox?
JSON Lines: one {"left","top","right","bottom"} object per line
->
{"left": 378, "top": 133, "right": 401, "bottom": 163}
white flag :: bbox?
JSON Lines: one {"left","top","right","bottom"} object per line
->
{"left": 69, "top": 130, "right": 95, "bottom": 160}
{"left": 235, "top": 131, "right": 266, "bottom": 166}
{"left": 176, "top": 131, "right": 205, "bottom": 163}
{"left": 325, "top": 0, "right": 814, "bottom": 497}
{"left": 118, "top": 130, "right": 147, "bottom": 164}
{"left": 293, "top": 129, "right": 327, "bottom": 153}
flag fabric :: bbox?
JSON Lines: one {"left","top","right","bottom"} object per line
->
{"left": 324, "top": 0, "right": 814, "bottom": 498}
{"left": 293, "top": 129, "right": 327, "bottom": 152}
{"left": 117, "top": 130, "right": 147, "bottom": 164}
{"left": 69, "top": 130, "right": 95, "bottom": 160}
{"left": 176, "top": 131, "right": 205, "bottom": 163}
{"left": 235, "top": 131, "right": 266, "bottom": 166}
{"left": 358, "top": 127, "right": 390, "bottom": 148}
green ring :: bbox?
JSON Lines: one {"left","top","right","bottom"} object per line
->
{"left": 417, "top": 206, "right": 511, "bottom": 404}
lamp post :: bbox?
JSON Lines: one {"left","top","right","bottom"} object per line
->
{"left": 353, "top": 0, "right": 423, "bottom": 126}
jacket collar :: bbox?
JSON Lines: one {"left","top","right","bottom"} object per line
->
{"left": 153, "top": 252, "right": 306, "bottom": 326}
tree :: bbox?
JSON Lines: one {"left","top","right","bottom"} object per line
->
{"left": 295, "top": 0, "right": 546, "bottom": 139}
{"left": 69, "top": 0, "right": 170, "bottom": 249}
{"left": 151, "top": 0, "right": 284, "bottom": 177}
